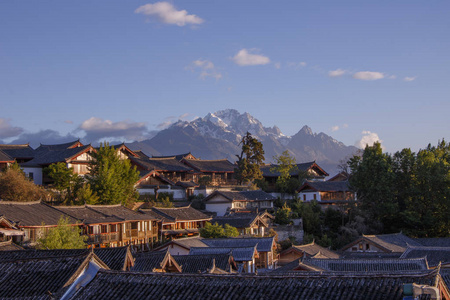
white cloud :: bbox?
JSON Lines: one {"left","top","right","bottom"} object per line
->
{"left": 79, "top": 117, "right": 149, "bottom": 142}
{"left": 274, "top": 62, "right": 281, "bottom": 69}
{"left": 353, "top": 71, "right": 384, "bottom": 81}
{"left": 135, "top": 2, "right": 204, "bottom": 26}
{"left": 187, "top": 59, "right": 222, "bottom": 80}
{"left": 331, "top": 124, "right": 348, "bottom": 132}
{"left": 328, "top": 69, "right": 347, "bottom": 77}
{"left": 231, "top": 49, "right": 270, "bottom": 66}
{"left": 404, "top": 76, "right": 417, "bottom": 82}
{"left": 388, "top": 75, "right": 397, "bottom": 80}
{"left": 356, "top": 130, "right": 384, "bottom": 149}
{"left": 0, "top": 118, "right": 23, "bottom": 139}
{"left": 287, "top": 62, "right": 307, "bottom": 69}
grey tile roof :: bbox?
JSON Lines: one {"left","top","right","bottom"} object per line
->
{"left": 204, "top": 190, "right": 276, "bottom": 202}
{"left": 21, "top": 144, "right": 92, "bottom": 167}
{"left": 131, "top": 157, "right": 193, "bottom": 172}
{"left": 0, "top": 240, "right": 24, "bottom": 251}
{"left": 152, "top": 153, "right": 193, "bottom": 161}
{"left": 189, "top": 247, "right": 256, "bottom": 262}
{"left": 298, "top": 180, "right": 352, "bottom": 192}
{"left": 149, "top": 206, "right": 211, "bottom": 222}
{"left": 69, "top": 268, "right": 444, "bottom": 300}
{"left": 415, "top": 238, "right": 450, "bottom": 247}
{"left": 0, "top": 144, "right": 35, "bottom": 160}
{"left": 212, "top": 214, "right": 260, "bottom": 228}
{"left": 202, "top": 236, "right": 275, "bottom": 252}
{"left": 87, "top": 204, "right": 158, "bottom": 221}
{"left": 173, "top": 253, "right": 233, "bottom": 273}
{"left": 340, "top": 252, "right": 404, "bottom": 259}
{"left": 0, "top": 150, "right": 14, "bottom": 162}
{"left": 154, "top": 236, "right": 208, "bottom": 251}
{"left": 301, "top": 257, "right": 429, "bottom": 272}
{"left": 342, "top": 233, "right": 422, "bottom": 253}
{"left": 131, "top": 251, "right": 168, "bottom": 272}
{"left": 55, "top": 206, "right": 124, "bottom": 224}
{"left": 0, "top": 247, "right": 129, "bottom": 271}
{"left": 0, "top": 201, "right": 80, "bottom": 226}
{"left": 182, "top": 158, "right": 236, "bottom": 172}
{"left": 94, "top": 246, "right": 133, "bottom": 271}
{"left": 0, "top": 252, "right": 94, "bottom": 299}
{"left": 400, "top": 246, "right": 450, "bottom": 267}
{"left": 289, "top": 242, "right": 340, "bottom": 259}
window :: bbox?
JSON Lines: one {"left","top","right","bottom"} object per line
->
{"left": 110, "top": 224, "right": 117, "bottom": 232}
{"left": 303, "top": 194, "right": 306, "bottom": 201}
{"left": 28, "top": 172, "right": 34, "bottom": 180}
{"left": 313, "top": 194, "right": 317, "bottom": 200}
{"left": 101, "top": 225, "right": 108, "bottom": 234}
{"left": 131, "top": 222, "right": 138, "bottom": 230}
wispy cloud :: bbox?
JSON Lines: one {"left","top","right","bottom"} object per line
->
{"left": 0, "top": 119, "right": 24, "bottom": 139}
{"left": 232, "top": 49, "right": 270, "bottom": 66}
{"left": 356, "top": 130, "right": 384, "bottom": 149}
{"left": 328, "top": 69, "right": 347, "bottom": 78}
{"left": 79, "top": 117, "right": 150, "bottom": 142}
{"left": 274, "top": 62, "right": 281, "bottom": 69}
{"left": 288, "top": 62, "right": 307, "bottom": 69}
{"left": 187, "top": 59, "right": 222, "bottom": 80}
{"left": 64, "top": 120, "right": 74, "bottom": 124}
{"left": 404, "top": 76, "right": 417, "bottom": 82}
{"left": 331, "top": 124, "right": 348, "bottom": 132}
{"left": 353, "top": 71, "right": 384, "bottom": 81}
{"left": 135, "top": 2, "right": 204, "bottom": 27}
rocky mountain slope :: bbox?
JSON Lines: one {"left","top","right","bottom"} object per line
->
{"left": 128, "top": 109, "right": 358, "bottom": 175}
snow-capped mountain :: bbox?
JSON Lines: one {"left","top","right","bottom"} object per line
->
{"left": 128, "top": 109, "right": 358, "bottom": 175}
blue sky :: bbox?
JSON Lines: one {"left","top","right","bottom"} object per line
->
{"left": 0, "top": 1, "right": 449, "bottom": 153}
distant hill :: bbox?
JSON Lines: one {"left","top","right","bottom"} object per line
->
{"left": 128, "top": 109, "right": 358, "bottom": 176}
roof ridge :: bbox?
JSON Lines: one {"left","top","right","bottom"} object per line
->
{"left": 0, "top": 200, "right": 42, "bottom": 205}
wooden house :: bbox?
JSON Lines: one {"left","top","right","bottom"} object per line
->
{"left": 189, "top": 246, "right": 257, "bottom": 273}
{"left": 0, "top": 150, "right": 14, "bottom": 170}
{"left": 141, "top": 206, "right": 211, "bottom": 241}
{"left": 278, "top": 241, "right": 340, "bottom": 266}
{"left": 181, "top": 158, "right": 237, "bottom": 186}
{"left": 152, "top": 236, "right": 208, "bottom": 255}
{"left": 0, "top": 201, "right": 81, "bottom": 246}
{"left": 0, "top": 144, "right": 35, "bottom": 164}
{"left": 20, "top": 140, "right": 95, "bottom": 185}
{"left": 340, "top": 232, "right": 423, "bottom": 254}
{"left": 297, "top": 180, "right": 356, "bottom": 205}
{"left": 203, "top": 190, "right": 275, "bottom": 217}
{"left": 260, "top": 161, "right": 329, "bottom": 192}
{"left": 211, "top": 212, "right": 270, "bottom": 236}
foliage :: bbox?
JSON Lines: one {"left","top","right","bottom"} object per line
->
{"left": 234, "top": 132, "right": 265, "bottom": 185}
{"left": 37, "top": 216, "right": 87, "bottom": 249}
{"left": 44, "top": 162, "right": 83, "bottom": 203}
{"left": 153, "top": 196, "right": 174, "bottom": 208}
{"left": 75, "top": 183, "right": 99, "bottom": 205}
{"left": 224, "top": 224, "right": 240, "bottom": 237}
{"left": 198, "top": 176, "right": 212, "bottom": 186}
{"left": 272, "top": 150, "right": 298, "bottom": 194}
{"left": 0, "top": 167, "right": 47, "bottom": 201}
{"left": 200, "top": 222, "right": 239, "bottom": 238}
{"left": 274, "top": 202, "right": 292, "bottom": 225}
{"left": 87, "top": 143, "right": 140, "bottom": 206}
{"left": 348, "top": 140, "right": 450, "bottom": 237}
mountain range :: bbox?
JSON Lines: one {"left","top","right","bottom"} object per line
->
{"left": 128, "top": 109, "right": 359, "bottom": 176}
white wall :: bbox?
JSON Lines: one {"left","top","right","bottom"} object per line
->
{"left": 298, "top": 191, "right": 321, "bottom": 202}
{"left": 205, "top": 194, "right": 232, "bottom": 216}
{"left": 22, "top": 167, "right": 43, "bottom": 185}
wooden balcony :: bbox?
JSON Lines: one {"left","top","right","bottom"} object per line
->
{"left": 87, "top": 232, "right": 120, "bottom": 244}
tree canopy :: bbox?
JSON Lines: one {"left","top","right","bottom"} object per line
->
{"left": 38, "top": 216, "right": 87, "bottom": 249}
{"left": 87, "top": 143, "right": 140, "bottom": 206}
{"left": 272, "top": 150, "right": 300, "bottom": 195}
{"left": 234, "top": 132, "right": 265, "bottom": 185}
{"left": 0, "top": 166, "right": 47, "bottom": 201}
{"left": 200, "top": 222, "right": 239, "bottom": 238}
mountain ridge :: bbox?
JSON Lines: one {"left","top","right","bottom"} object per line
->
{"left": 128, "top": 109, "right": 358, "bottom": 175}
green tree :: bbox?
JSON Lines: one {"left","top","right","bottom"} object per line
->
{"left": 200, "top": 222, "right": 240, "bottom": 238}
{"left": 0, "top": 167, "right": 47, "bottom": 201}
{"left": 44, "top": 162, "right": 83, "bottom": 203}
{"left": 75, "top": 183, "right": 99, "bottom": 205}
{"left": 234, "top": 132, "right": 265, "bottom": 185}
{"left": 274, "top": 202, "right": 292, "bottom": 225}
{"left": 224, "top": 224, "right": 239, "bottom": 237}
{"left": 272, "top": 150, "right": 297, "bottom": 194}
{"left": 87, "top": 143, "right": 140, "bottom": 206}
{"left": 348, "top": 142, "right": 397, "bottom": 231}
{"left": 38, "top": 216, "right": 87, "bottom": 249}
